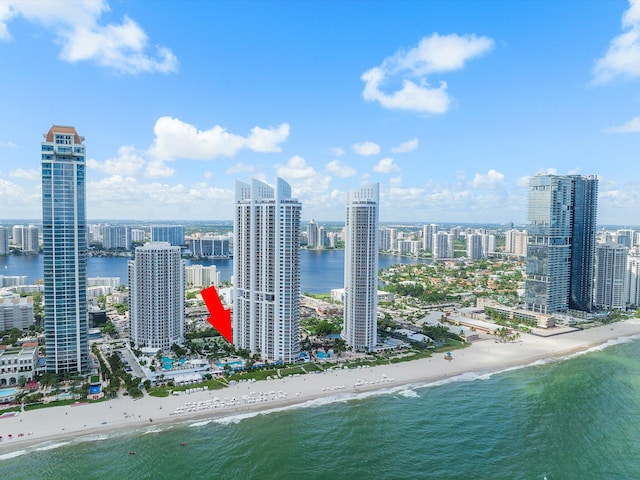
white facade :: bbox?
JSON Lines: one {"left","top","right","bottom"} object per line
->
{"left": 433, "top": 231, "right": 454, "bottom": 259}
{"left": 185, "top": 264, "right": 220, "bottom": 288}
{"left": 595, "top": 242, "right": 628, "bottom": 310}
{"left": 343, "top": 184, "right": 379, "bottom": 351}
{"left": 422, "top": 224, "right": 437, "bottom": 252}
{"left": 505, "top": 229, "right": 528, "bottom": 256}
{"left": 233, "top": 178, "right": 301, "bottom": 363}
{"left": 626, "top": 253, "right": 640, "bottom": 307}
{"left": 12, "top": 225, "right": 39, "bottom": 252}
{"left": 0, "top": 342, "right": 39, "bottom": 387}
{"left": 0, "top": 296, "right": 34, "bottom": 330}
{"left": 0, "top": 227, "right": 9, "bottom": 255}
{"left": 129, "top": 242, "right": 185, "bottom": 352}
{"left": 467, "top": 233, "right": 484, "bottom": 259}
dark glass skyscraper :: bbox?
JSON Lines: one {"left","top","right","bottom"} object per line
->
{"left": 42, "top": 125, "right": 88, "bottom": 373}
{"left": 525, "top": 174, "right": 598, "bottom": 314}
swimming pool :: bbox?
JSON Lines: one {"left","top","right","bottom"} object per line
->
{"left": 215, "top": 361, "right": 244, "bottom": 368}
{"left": 89, "top": 385, "right": 101, "bottom": 395}
{"left": 0, "top": 388, "right": 17, "bottom": 398}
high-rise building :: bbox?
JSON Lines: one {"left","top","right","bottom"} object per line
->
{"left": 0, "top": 227, "right": 9, "bottom": 255}
{"left": 595, "top": 242, "right": 627, "bottom": 310}
{"left": 467, "top": 233, "right": 484, "bottom": 259}
{"left": 525, "top": 174, "right": 598, "bottom": 314}
{"left": 151, "top": 225, "right": 185, "bottom": 246}
{"left": 626, "top": 252, "right": 640, "bottom": 308}
{"left": 616, "top": 229, "right": 634, "bottom": 249}
{"left": 42, "top": 125, "right": 88, "bottom": 373}
{"left": 422, "top": 224, "right": 437, "bottom": 252}
{"left": 130, "top": 228, "right": 146, "bottom": 243}
{"left": 101, "top": 225, "right": 131, "bottom": 250}
{"left": 433, "top": 231, "right": 454, "bottom": 259}
{"left": 185, "top": 264, "right": 220, "bottom": 288}
{"left": 233, "top": 178, "right": 301, "bottom": 362}
{"left": 129, "top": 242, "right": 185, "bottom": 352}
{"left": 13, "top": 224, "right": 39, "bottom": 252}
{"left": 343, "top": 184, "right": 379, "bottom": 352}
{"left": 505, "top": 229, "right": 528, "bottom": 256}
{"left": 307, "top": 219, "right": 319, "bottom": 247}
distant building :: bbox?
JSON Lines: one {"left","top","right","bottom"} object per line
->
{"left": 12, "top": 225, "right": 39, "bottom": 252}
{"left": 0, "top": 296, "right": 34, "bottom": 330}
{"left": 101, "top": 225, "right": 131, "bottom": 250}
{"left": 0, "top": 276, "right": 28, "bottom": 287}
{"left": 422, "top": 224, "right": 437, "bottom": 252}
{"left": 505, "top": 229, "right": 527, "bottom": 256}
{"left": 233, "top": 178, "right": 301, "bottom": 362}
{"left": 433, "top": 231, "right": 454, "bottom": 259}
{"left": 87, "top": 277, "right": 120, "bottom": 289}
{"left": 525, "top": 174, "right": 598, "bottom": 314}
{"left": 42, "top": 125, "right": 88, "bottom": 374}
{"left": 0, "top": 227, "right": 8, "bottom": 255}
{"left": 129, "top": 242, "right": 185, "bottom": 352}
{"left": 130, "top": 228, "right": 146, "bottom": 243}
{"left": 343, "top": 184, "right": 379, "bottom": 351}
{"left": 188, "top": 236, "right": 230, "bottom": 258}
{"left": 467, "top": 233, "right": 484, "bottom": 259}
{"left": 616, "top": 229, "right": 634, "bottom": 249}
{"left": 185, "top": 264, "right": 220, "bottom": 288}
{"left": 151, "top": 225, "right": 185, "bottom": 246}
{"left": 595, "top": 242, "right": 628, "bottom": 310}
{"left": 307, "top": 219, "right": 319, "bottom": 247}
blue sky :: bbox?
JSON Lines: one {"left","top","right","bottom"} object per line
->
{"left": 1, "top": 0, "right": 639, "bottom": 224}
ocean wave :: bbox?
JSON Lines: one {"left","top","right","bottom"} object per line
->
{"left": 189, "top": 420, "right": 212, "bottom": 428}
{"left": 397, "top": 389, "right": 419, "bottom": 398}
{"left": 142, "top": 427, "right": 163, "bottom": 434}
{"left": 0, "top": 449, "right": 28, "bottom": 460}
{"left": 34, "top": 441, "right": 71, "bottom": 452}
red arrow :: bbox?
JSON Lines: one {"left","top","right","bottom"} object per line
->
{"left": 201, "top": 285, "right": 232, "bottom": 343}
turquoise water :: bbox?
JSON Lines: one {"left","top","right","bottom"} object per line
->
{"left": 216, "top": 360, "right": 244, "bottom": 368}
{"left": 0, "top": 388, "right": 17, "bottom": 398}
{"left": 2, "top": 338, "right": 640, "bottom": 479}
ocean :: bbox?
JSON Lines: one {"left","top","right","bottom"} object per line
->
{"left": 2, "top": 338, "right": 640, "bottom": 479}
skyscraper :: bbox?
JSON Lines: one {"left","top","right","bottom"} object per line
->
{"left": 151, "top": 225, "right": 185, "bottom": 246}
{"left": 129, "top": 242, "right": 184, "bottom": 352}
{"left": 343, "top": 184, "right": 379, "bottom": 352}
{"left": 0, "top": 227, "right": 8, "bottom": 255}
{"left": 233, "top": 178, "right": 301, "bottom": 363}
{"left": 594, "top": 242, "right": 627, "bottom": 310}
{"left": 42, "top": 125, "right": 88, "bottom": 373}
{"left": 525, "top": 174, "right": 598, "bottom": 314}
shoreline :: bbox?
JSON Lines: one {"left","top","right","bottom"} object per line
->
{"left": 2, "top": 319, "right": 640, "bottom": 454}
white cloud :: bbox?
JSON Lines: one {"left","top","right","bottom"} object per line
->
{"left": 144, "top": 159, "right": 175, "bottom": 178}
{"left": 325, "top": 159, "right": 356, "bottom": 177}
{"left": 593, "top": 0, "right": 640, "bottom": 84}
{"left": 604, "top": 116, "right": 640, "bottom": 133}
{"left": 361, "top": 33, "right": 495, "bottom": 113}
{"left": 390, "top": 176, "right": 403, "bottom": 186}
{"left": 149, "top": 116, "right": 289, "bottom": 161}
{"left": 352, "top": 141, "right": 380, "bottom": 156}
{"left": 0, "top": 141, "right": 17, "bottom": 148}
{"left": 0, "top": 175, "right": 40, "bottom": 216}
{"left": 373, "top": 157, "right": 400, "bottom": 173}
{"left": 0, "top": 1, "right": 177, "bottom": 74}
{"left": 331, "top": 147, "right": 345, "bottom": 157}
{"left": 275, "top": 156, "right": 316, "bottom": 179}
{"left": 471, "top": 169, "right": 505, "bottom": 189}
{"left": 225, "top": 162, "right": 255, "bottom": 174}
{"left": 9, "top": 168, "right": 39, "bottom": 181}
{"left": 391, "top": 138, "right": 419, "bottom": 153}
{"left": 87, "top": 145, "right": 145, "bottom": 176}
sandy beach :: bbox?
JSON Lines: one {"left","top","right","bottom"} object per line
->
{"left": 2, "top": 319, "right": 639, "bottom": 454}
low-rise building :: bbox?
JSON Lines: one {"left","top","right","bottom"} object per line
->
{"left": 0, "top": 342, "right": 39, "bottom": 387}
{"left": 0, "top": 296, "right": 34, "bottom": 330}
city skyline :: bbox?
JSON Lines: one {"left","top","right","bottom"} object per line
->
{"left": 1, "top": 1, "right": 640, "bottom": 224}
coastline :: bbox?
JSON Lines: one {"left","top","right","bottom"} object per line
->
{"left": 2, "top": 319, "right": 639, "bottom": 455}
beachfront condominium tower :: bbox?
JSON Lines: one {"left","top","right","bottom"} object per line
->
{"left": 129, "top": 242, "right": 185, "bottom": 352}
{"left": 42, "top": 125, "right": 88, "bottom": 373}
{"left": 343, "top": 183, "right": 379, "bottom": 352}
{"left": 525, "top": 174, "right": 598, "bottom": 314}
{"left": 233, "top": 178, "right": 301, "bottom": 363}
{"left": 594, "top": 242, "right": 628, "bottom": 311}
